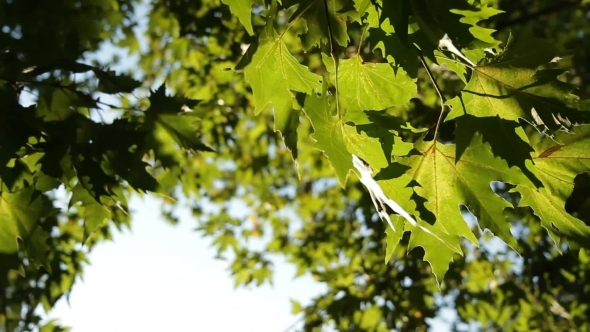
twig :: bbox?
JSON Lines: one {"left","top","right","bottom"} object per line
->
{"left": 495, "top": 0, "right": 583, "bottom": 31}
{"left": 1, "top": 75, "right": 140, "bottom": 112}
{"left": 322, "top": 0, "right": 340, "bottom": 117}
{"left": 417, "top": 49, "right": 447, "bottom": 141}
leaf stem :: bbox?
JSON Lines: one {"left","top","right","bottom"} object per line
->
{"left": 279, "top": 2, "right": 315, "bottom": 39}
{"left": 417, "top": 50, "right": 447, "bottom": 141}
{"left": 358, "top": 24, "right": 369, "bottom": 52}
{"left": 322, "top": 0, "right": 340, "bottom": 117}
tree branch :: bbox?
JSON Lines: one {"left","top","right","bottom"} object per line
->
{"left": 495, "top": 0, "right": 583, "bottom": 31}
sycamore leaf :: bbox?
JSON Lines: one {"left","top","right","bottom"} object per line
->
{"left": 303, "top": 82, "right": 353, "bottom": 184}
{"left": 454, "top": 115, "right": 540, "bottom": 186}
{"left": 69, "top": 183, "right": 111, "bottom": 241}
{"left": 304, "top": 85, "right": 460, "bottom": 283}
{"left": 303, "top": 83, "right": 410, "bottom": 185}
{"left": 409, "top": 0, "right": 501, "bottom": 52}
{"left": 0, "top": 186, "right": 53, "bottom": 269}
{"left": 406, "top": 226, "right": 460, "bottom": 283}
{"left": 323, "top": 54, "right": 416, "bottom": 121}
{"left": 384, "top": 227, "right": 403, "bottom": 264}
{"left": 377, "top": 165, "right": 464, "bottom": 284}
{"left": 71, "top": 145, "right": 118, "bottom": 201}
{"left": 370, "top": 0, "right": 500, "bottom": 78}
{"left": 382, "top": 0, "right": 410, "bottom": 46}
{"left": 92, "top": 68, "right": 142, "bottom": 94}
{"left": 279, "top": 108, "right": 301, "bottom": 162}
{"left": 514, "top": 125, "right": 590, "bottom": 245}
{"left": 401, "top": 134, "right": 537, "bottom": 251}
{"left": 284, "top": 0, "right": 352, "bottom": 50}
{"left": 244, "top": 26, "right": 322, "bottom": 135}
{"left": 353, "top": 0, "right": 371, "bottom": 15}
{"left": 304, "top": 91, "right": 421, "bottom": 188}
{"left": 348, "top": 138, "right": 464, "bottom": 284}
{"left": 221, "top": 0, "right": 256, "bottom": 35}
{"left": 369, "top": 21, "right": 421, "bottom": 78}
{"left": 450, "top": 6, "right": 503, "bottom": 45}
{"left": 145, "top": 85, "right": 213, "bottom": 151}
{"left": 447, "top": 36, "right": 587, "bottom": 130}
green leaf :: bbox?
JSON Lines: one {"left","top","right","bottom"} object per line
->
{"left": 409, "top": 0, "right": 501, "bottom": 51}
{"left": 450, "top": 6, "right": 503, "bottom": 47}
{"left": 402, "top": 134, "right": 534, "bottom": 251}
{"left": 514, "top": 125, "right": 590, "bottom": 245}
{"left": 384, "top": 227, "right": 403, "bottom": 264}
{"left": 36, "top": 87, "right": 96, "bottom": 122}
{"left": 378, "top": 166, "right": 464, "bottom": 284}
{"left": 221, "top": 0, "right": 256, "bottom": 35}
{"left": 278, "top": 108, "right": 301, "bottom": 162}
{"left": 92, "top": 68, "right": 142, "bottom": 94}
{"left": 0, "top": 159, "right": 35, "bottom": 192}
{"left": 284, "top": 0, "right": 352, "bottom": 50}
{"left": 358, "top": 305, "right": 382, "bottom": 330}
{"left": 407, "top": 226, "right": 458, "bottom": 284}
{"left": 144, "top": 85, "right": 214, "bottom": 165}
{"left": 303, "top": 87, "right": 462, "bottom": 279}
{"left": 454, "top": 115, "right": 540, "bottom": 186}
{"left": 244, "top": 26, "right": 323, "bottom": 131}
{"left": 71, "top": 145, "right": 118, "bottom": 201}
{"left": 303, "top": 83, "right": 411, "bottom": 186}
{"left": 0, "top": 186, "right": 53, "bottom": 268}
{"left": 382, "top": 0, "right": 410, "bottom": 46}
{"left": 447, "top": 36, "right": 587, "bottom": 129}
{"left": 353, "top": 0, "right": 371, "bottom": 15}
{"left": 303, "top": 82, "right": 353, "bottom": 185}
{"left": 69, "top": 183, "right": 111, "bottom": 240}
{"left": 369, "top": 21, "right": 420, "bottom": 78}
{"left": 323, "top": 54, "right": 416, "bottom": 121}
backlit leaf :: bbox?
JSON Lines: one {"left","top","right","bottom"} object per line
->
{"left": 323, "top": 54, "right": 416, "bottom": 121}
{"left": 514, "top": 125, "right": 590, "bottom": 245}
{"left": 244, "top": 25, "right": 322, "bottom": 135}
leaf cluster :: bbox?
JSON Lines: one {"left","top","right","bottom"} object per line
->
{"left": 3, "top": 0, "right": 590, "bottom": 330}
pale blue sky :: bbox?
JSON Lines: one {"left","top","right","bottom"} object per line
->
{"left": 48, "top": 195, "right": 327, "bottom": 332}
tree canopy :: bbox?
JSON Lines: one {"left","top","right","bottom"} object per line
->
{"left": 1, "top": 0, "right": 590, "bottom": 331}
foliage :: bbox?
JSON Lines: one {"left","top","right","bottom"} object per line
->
{"left": 1, "top": 0, "right": 590, "bottom": 331}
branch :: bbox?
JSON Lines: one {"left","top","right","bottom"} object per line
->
{"left": 0, "top": 75, "right": 139, "bottom": 112}
{"left": 417, "top": 49, "right": 447, "bottom": 141}
{"left": 323, "top": 0, "right": 340, "bottom": 117}
{"left": 495, "top": 0, "right": 583, "bottom": 31}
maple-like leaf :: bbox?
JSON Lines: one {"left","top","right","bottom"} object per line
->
{"left": 303, "top": 82, "right": 353, "bottom": 184}
{"left": 513, "top": 125, "right": 590, "bottom": 246}
{"left": 377, "top": 161, "right": 465, "bottom": 284}
{"left": 0, "top": 186, "right": 54, "bottom": 269}
{"left": 284, "top": 0, "right": 352, "bottom": 50}
{"left": 244, "top": 25, "right": 322, "bottom": 134}
{"left": 69, "top": 183, "right": 111, "bottom": 240}
{"left": 92, "top": 68, "right": 142, "bottom": 94}
{"left": 304, "top": 84, "right": 462, "bottom": 283}
{"left": 221, "top": 0, "right": 256, "bottom": 35}
{"left": 454, "top": 115, "right": 540, "bottom": 186}
{"left": 446, "top": 36, "right": 587, "bottom": 130}
{"left": 323, "top": 54, "right": 416, "bottom": 121}
{"left": 401, "top": 134, "right": 538, "bottom": 252}
{"left": 144, "top": 85, "right": 214, "bottom": 168}
{"left": 303, "top": 82, "right": 410, "bottom": 182}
